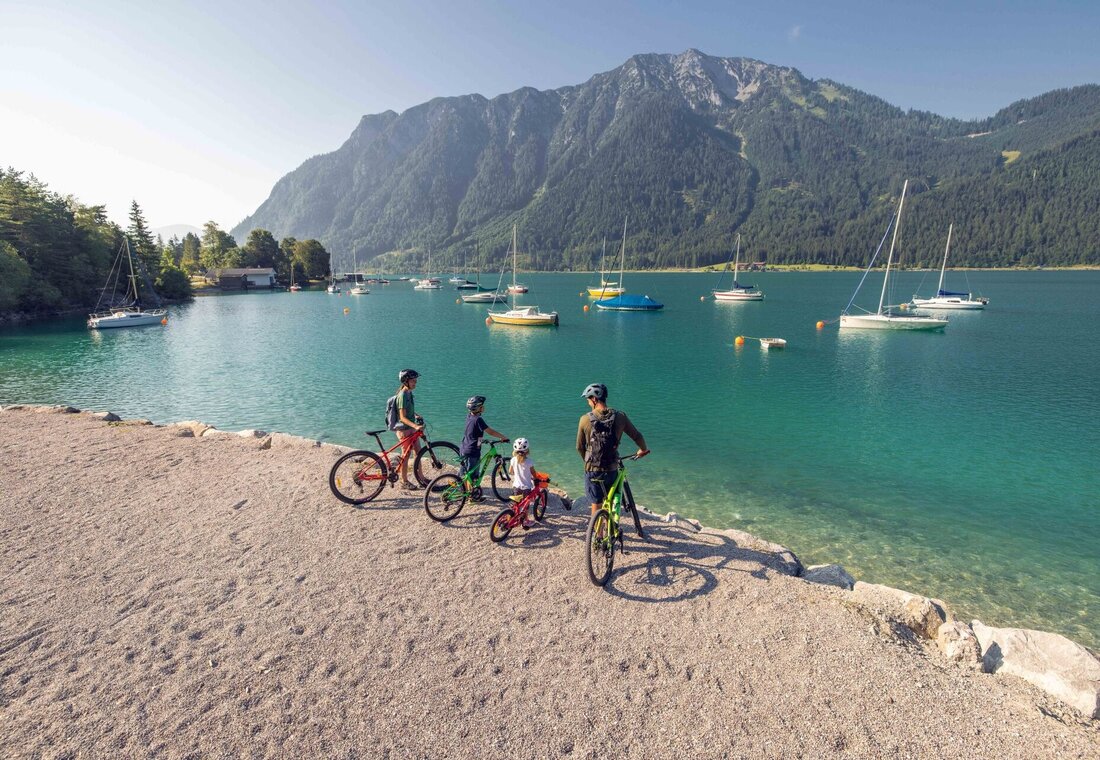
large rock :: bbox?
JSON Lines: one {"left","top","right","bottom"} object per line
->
{"left": 711, "top": 527, "right": 802, "bottom": 577}
{"left": 271, "top": 432, "right": 322, "bottom": 449}
{"left": 972, "top": 621, "right": 1100, "bottom": 718}
{"left": 173, "top": 420, "right": 212, "bottom": 437}
{"left": 850, "top": 582, "right": 948, "bottom": 640}
{"left": 802, "top": 564, "right": 856, "bottom": 590}
{"left": 88, "top": 411, "right": 122, "bottom": 422}
{"left": 936, "top": 621, "right": 981, "bottom": 668}
{"left": 236, "top": 429, "right": 268, "bottom": 439}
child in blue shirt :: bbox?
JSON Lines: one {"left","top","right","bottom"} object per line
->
{"left": 459, "top": 395, "right": 508, "bottom": 498}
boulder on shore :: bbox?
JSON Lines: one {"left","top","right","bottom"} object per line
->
{"left": 802, "top": 564, "right": 856, "bottom": 590}
{"left": 850, "top": 582, "right": 949, "bottom": 640}
{"left": 972, "top": 621, "right": 1100, "bottom": 718}
{"left": 936, "top": 621, "right": 982, "bottom": 668}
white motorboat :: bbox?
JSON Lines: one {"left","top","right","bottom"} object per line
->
{"left": 910, "top": 223, "right": 988, "bottom": 310}
{"left": 87, "top": 239, "right": 168, "bottom": 329}
{"left": 349, "top": 285, "right": 370, "bottom": 295}
{"left": 759, "top": 338, "right": 786, "bottom": 349}
{"left": 839, "top": 180, "right": 947, "bottom": 332}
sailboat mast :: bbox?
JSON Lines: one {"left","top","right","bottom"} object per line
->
{"left": 733, "top": 233, "right": 741, "bottom": 283}
{"left": 937, "top": 222, "right": 953, "bottom": 294}
{"left": 511, "top": 224, "right": 518, "bottom": 307}
{"left": 878, "top": 179, "right": 908, "bottom": 315}
{"left": 618, "top": 217, "right": 627, "bottom": 285}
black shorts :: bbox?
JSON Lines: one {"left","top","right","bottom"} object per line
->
{"left": 584, "top": 470, "right": 617, "bottom": 505}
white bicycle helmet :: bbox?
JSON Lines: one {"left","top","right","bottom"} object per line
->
{"left": 512, "top": 437, "right": 529, "bottom": 454}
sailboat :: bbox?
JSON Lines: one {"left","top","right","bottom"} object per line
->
{"left": 289, "top": 261, "right": 301, "bottom": 291}
{"left": 587, "top": 237, "right": 625, "bottom": 297}
{"left": 87, "top": 239, "right": 168, "bottom": 329}
{"left": 455, "top": 248, "right": 479, "bottom": 289}
{"left": 594, "top": 218, "right": 663, "bottom": 311}
{"left": 712, "top": 233, "right": 764, "bottom": 301}
{"left": 461, "top": 242, "right": 508, "bottom": 303}
{"left": 910, "top": 223, "right": 988, "bottom": 310}
{"left": 840, "top": 179, "right": 947, "bottom": 331}
{"left": 326, "top": 274, "right": 340, "bottom": 294}
{"left": 488, "top": 225, "right": 558, "bottom": 325}
{"left": 414, "top": 245, "right": 442, "bottom": 290}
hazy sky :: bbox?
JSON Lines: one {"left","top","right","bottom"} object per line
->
{"left": 2, "top": 0, "right": 1097, "bottom": 232}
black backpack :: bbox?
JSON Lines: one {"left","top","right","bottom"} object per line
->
{"left": 585, "top": 410, "right": 618, "bottom": 470}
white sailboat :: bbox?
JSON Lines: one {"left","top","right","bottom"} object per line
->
{"left": 910, "top": 223, "right": 988, "bottom": 310}
{"left": 414, "top": 245, "right": 442, "bottom": 290}
{"left": 288, "top": 261, "right": 301, "bottom": 291}
{"left": 587, "top": 237, "right": 625, "bottom": 297}
{"left": 840, "top": 179, "right": 948, "bottom": 331}
{"left": 87, "top": 239, "right": 168, "bottom": 329}
{"left": 461, "top": 242, "right": 508, "bottom": 303}
{"left": 488, "top": 224, "right": 558, "bottom": 326}
{"left": 713, "top": 233, "right": 764, "bottom": 301}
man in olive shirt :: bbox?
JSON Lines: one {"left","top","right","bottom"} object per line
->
{"left": 577, "top": 382, "right": 650, "bottom": 537}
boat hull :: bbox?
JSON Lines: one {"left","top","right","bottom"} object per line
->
{"left": 839, "top": 314, "right": 947, "bottom": 330}
{"left": 587, "top": 287, "right": 625, "bottom": 297}
{"left": 487, "top": 309, "right": 558, "bottom": 326}
{"left": 87, "top": 309, "right": 167, "bottom": 329}
{"left": 714, "top": 290, "right": 764, "bottom": 301}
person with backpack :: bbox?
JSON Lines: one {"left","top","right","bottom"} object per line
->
{"left": 391, "top": 368, "right": 424, "bottom": 489}
{"left": 576, "top": 382, "right": 650, "bottom": 536}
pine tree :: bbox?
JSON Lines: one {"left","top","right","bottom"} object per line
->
{"left": 127, "top": 200, "right": 159, "bottom": 278}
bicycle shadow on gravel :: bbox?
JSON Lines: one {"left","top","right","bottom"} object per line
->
{"left": 599, "top": 521, "right": 787, "bottom": 604}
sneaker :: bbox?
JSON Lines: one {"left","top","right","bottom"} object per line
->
{"left": 400, "top": 481, "right": 422, "bottom": 491}
{"left": 522, "top": 519, "right": 534, "bottom": 529}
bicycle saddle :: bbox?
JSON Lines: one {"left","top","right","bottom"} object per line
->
{"left": 365, "top": 429, "right": 388, "bottom": 436}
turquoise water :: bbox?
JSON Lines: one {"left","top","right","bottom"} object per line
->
{"left": 2, "top": 272, "right": 1098, "bottom": 647}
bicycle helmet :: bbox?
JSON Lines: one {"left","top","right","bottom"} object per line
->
{"left": 398, "top": 368, "right": 420, "bottom": 384}
{"left": 581, "top": 383, "right": 607, "bottom": 401}
{"left": 466, "top": 395, "right": 486, "bottom": 411}
{"left": 512, "top": 437, "right": 529, "bottom": 453}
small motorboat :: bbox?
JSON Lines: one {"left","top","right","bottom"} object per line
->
{"left": 759, "top": 338, "right": 786, "bottom": 350}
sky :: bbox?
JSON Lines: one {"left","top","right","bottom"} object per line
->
{"left": 2, "top": 0, "right": 1097, "bottom": 233}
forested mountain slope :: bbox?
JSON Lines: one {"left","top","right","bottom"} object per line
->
{"left": 232, "top": 50, "right": 1100, "bottom": 269}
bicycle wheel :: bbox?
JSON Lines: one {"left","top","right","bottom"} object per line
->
{"left": 490, "top": 458, "right": 512, "bottom": 501}
{"left": 424, "top": 474, "right": 468, "bottom": 521}
{"left": 414, "top": 441, "right": 460, "bottom": 486}
{"left": 533, "top": 490, "right": 548, "bottom": 521}
{"left": 585, "top": 510, "right": 615, "bottom": 586}
{"left": 490, "top": 508, "right": 515, "bottom": 543}
{"left": 329, "top": 450, "right": 387, "bottom": 505}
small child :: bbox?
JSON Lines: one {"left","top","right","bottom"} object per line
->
{"left": 510, "top": 438, "right": 538, "bottom": 528}
{"left": 459, "top": 395, "right": 507, "bottom": 500}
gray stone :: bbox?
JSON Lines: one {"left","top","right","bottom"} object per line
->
{"left": 236, "top": 429, "right": 268, "bottom": 439}
{"left": 972, "top": 621, "right": 1100, "bottom": 718}
{"left": 713, "top": 527, "right": 802, "bottom": 576}
{"left": 935, "top": 621, "right": 981, "bottom": 668}
{"left": 320, "top": 443, "right": 355, "bottom": 456}
{"left": 89, "top": 411, "right": 122, "bottom": 422}
{"left": 201, "top": 428, "right": 234, "bottom": 440}
{"left": 1, "top": 404, "right": 29, "bottom": 412}
{"left": 173, "top": 420, "right": 211, "bottom": 437}
{"left": 257, "top": 435, "right": 273, "bottom": 450}
{"left": 271, "top": 432, "right": 322, "bottom": 449}
{"left": 850, "top": 582, "right": 948, "bottom": 640}
{"left": 172, "top": 427, "right": 195, "bottom": 438}
{"left": 802, "top": 564, "right": 856, "bottom": 590}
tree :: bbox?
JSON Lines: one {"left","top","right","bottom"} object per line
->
{"left": 293, "top": 239, "right": 330, "bottom": 279}
{"left": 0, "top": 240, "right": 32, "bottom": 311}
{"left": 155, "top": 264, "right": 192, "bottom": 300}
{"left": 241, "top": 229, "right": 280, "bottom": 268}
{"left": 180, "top": 232, "right": 201, "bottom": 274}
{"left": 128, "top": 200, "right": 159, "bottom": 278}
{"left": 199, "top": 221, "right": 238, "bottom": 271}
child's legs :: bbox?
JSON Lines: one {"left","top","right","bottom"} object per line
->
{"left": 461, "top": 454, "right": 480, "bottom": 484}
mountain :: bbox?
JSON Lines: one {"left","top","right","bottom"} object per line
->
{"left": 232, "top": 50, "right": 1100, "bottom": 269}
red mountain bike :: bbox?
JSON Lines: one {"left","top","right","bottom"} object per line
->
{"left": 329, "top": 422, "right": 459, "bottom": 505}
{"left": 489, "top": 475, "right": 551, "bottom": 542}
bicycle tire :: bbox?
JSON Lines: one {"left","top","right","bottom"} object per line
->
{"left": 329, "top": 450, "right": 387, "bottom": 505}
{"left": 414, "top": 441, "right": 460, "bottom": 486}
{"left": 533, "top": 489, "right": 548, "bottom": 521}
{"left": 585, "top": 510, "right": 615, "bottom": 586}
{"left": 490, "top": 508, "right": 515, "bottom": 543}
{"left": 424, "top": 473, "right": 467, "bottom": 522}
{"left": 490, "top": 458, "right": 512, "bottom": 501}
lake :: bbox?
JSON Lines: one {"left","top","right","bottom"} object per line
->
{"left": 2, "top": 270, "right": 1098, "bottom": 647}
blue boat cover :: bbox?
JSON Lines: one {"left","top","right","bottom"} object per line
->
{"left": 595, "top": 294, "right": 664, "bottom": 310}
{"left": 937, "top": 289, "right": 970, "bottom": 297}
{"left": 730, "top": 280, "right": 757, "bottom": 290}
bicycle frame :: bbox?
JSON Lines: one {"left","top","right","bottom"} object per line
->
{"left": 367, "top": 428, "right": 427, "bottom": 480}
{"left": 501, "top": 480, "right": 548, "bottom": 527}
{"left": 464, "top": 440, "right": 508, "bottom": 488}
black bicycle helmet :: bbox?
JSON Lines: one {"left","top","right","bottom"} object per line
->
{"left": 466, "top": 395, "right": 486, "bottom": 411}
{"left": 581, "top": 382, "right": 607, "bottom": 401}
{"left": 399, "top": 368, "right": 420, "bottom": 384}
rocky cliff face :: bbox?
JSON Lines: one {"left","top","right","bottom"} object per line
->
{"left": 232, "top": 50, "right": 1100, "bottom": 269}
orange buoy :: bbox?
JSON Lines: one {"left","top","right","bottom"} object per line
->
{"left": 583, "top": 304, "right": 589, "bottom": 312}
{"left": 735, "top": 335, "right": 745, "bottom": 346}
{"left": 816, "top": 320, "right": 825, "bottom": 330}
{"left": 160, "top": 318, "right": 168, "bottom": 325}
{"left": 485, "top": 317, "right": 492, "bottom": 326}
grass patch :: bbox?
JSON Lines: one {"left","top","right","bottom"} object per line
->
{"left": 1002, "top": 150, "right": 1022, "bottom": 165}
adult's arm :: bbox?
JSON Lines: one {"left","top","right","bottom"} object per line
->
{"left": 617, "top": 412, "right": 648, "bottom": 453}
{"left": 575, "top": 415, "right": 589, "bottom": 460}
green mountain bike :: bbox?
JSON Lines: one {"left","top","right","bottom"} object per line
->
{"left": 424, "top": 439, "right": 513, "bottom": 521}
{"left": 585, "top": 454, "right": 646, "bottom": 586}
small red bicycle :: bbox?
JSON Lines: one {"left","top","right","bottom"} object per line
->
{"left": 489, "top": 474, "right": 551, "bottom": 542}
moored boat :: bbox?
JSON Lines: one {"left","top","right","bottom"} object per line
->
{"left": 910, "top": 223, "right": 988, "bottom": 310}
{"left": 488, "top": 225, "right": 558, "bottom": 326}
{"left": 87, "top": 239, "right": 168, "bottom": 329}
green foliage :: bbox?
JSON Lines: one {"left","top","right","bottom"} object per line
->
{"left": 128, "top": 201, "right": 160, "bottom": 277}
{"left": 292, "top": 238, "right": 330, "bottom": 279}
{"left": 231, "top": 55, "right": 1100, "bottom": 268}
{"left": 180, "top": 232, "right": 201, "bottom": 274}
{"left": 199, "top": 221, "right": 239, "bottom": 270}
{"left": 155, "top": 264, "right": 192, "bottom": 300}
{"left": 0, "top": 240, "right": 32, "bottom": 311}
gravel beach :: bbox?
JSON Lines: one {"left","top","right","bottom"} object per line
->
{"left": 1, "top": 408, "right": 1096, "bottom": 758}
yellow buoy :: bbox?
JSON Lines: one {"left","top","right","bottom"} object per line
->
{"left": 485, "top": 317, "right": 492, "bottom": 326}
{"left": 900, "top": 302, "right": 908, "bottom": 310}
{"left": 735, "top": 335, "right": 745, "bottom": 346}
{"left": 583, "top": 304, "right": 589, "bottom": 312}
{"left": 816, "top": 320, "right": 825, "bottom": 330}
{"left": 343, "top": 307, "right": 350, "bottom": 314}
